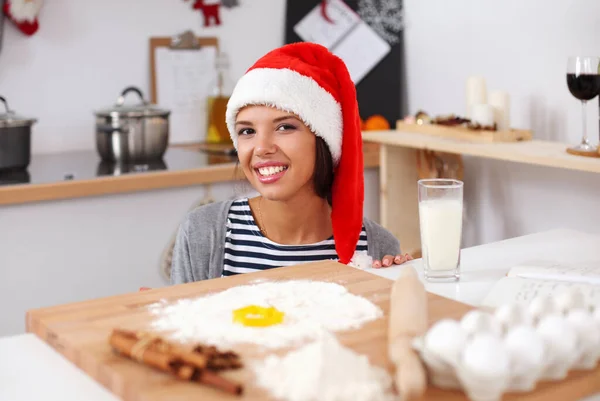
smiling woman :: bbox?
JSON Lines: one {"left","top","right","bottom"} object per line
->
{"left": 170, "top": 42, "right": 411, "bottom": 284}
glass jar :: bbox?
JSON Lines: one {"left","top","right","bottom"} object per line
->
{"left": 206, "top": 52, "right": 234, "bottom": 144}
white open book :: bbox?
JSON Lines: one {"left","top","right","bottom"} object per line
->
{"left": 481, "top": 260, "right": 600, "bottom": 308}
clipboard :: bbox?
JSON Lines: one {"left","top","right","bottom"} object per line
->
{"left": 149, "top": 31, "right": 219, "bottom": 144}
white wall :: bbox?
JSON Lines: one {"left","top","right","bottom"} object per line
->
{"left": 403, "top": 0, "right": 600, "bottom": 245}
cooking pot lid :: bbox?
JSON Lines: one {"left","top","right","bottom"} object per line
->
{"left": 95, "top": 103, "right": 170, "bottom": 118}
{"left": 95, "top": 86, "right": 170, "bottom": 118}
{"left": 0, "top": 96, "right": 37, "bottom": 128}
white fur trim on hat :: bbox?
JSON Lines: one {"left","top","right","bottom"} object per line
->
{"left": 226, "top": 68, "right": 343, "bottom": 164}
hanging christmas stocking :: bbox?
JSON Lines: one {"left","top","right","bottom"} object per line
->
{"left": 3, "top": 0, "right": 43, "bottom": 36}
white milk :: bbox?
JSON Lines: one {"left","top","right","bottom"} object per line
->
{"left": 419, "top": 199, "right": 463, "bottom": 271}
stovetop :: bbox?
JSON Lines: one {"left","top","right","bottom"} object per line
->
{"left": 0, "top": 148, "right": 238, "bottom": 187}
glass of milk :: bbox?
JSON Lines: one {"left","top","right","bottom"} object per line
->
{"left": 418, "top": 179, "right": 464, "bottom": 282}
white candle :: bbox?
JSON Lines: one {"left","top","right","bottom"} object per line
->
{"left": 470, "top": 104, "right": 495, "bottom": 127}
{"left": 489, "top": 91, "right": 511, "bottom": 131}
{"left": 466, "top": 76, "right": 487, "bottom": 118}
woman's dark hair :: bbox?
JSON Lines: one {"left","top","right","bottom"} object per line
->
{"left": 313, "top": 136, "right": 334, "bottom": 205}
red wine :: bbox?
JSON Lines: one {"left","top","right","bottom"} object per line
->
{"left": 567, "top": 73, "right": 600, "bottom": 101}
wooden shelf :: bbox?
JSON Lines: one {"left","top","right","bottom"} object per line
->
{"left": 363, "top": 130, "right": 600, "bottom": 174}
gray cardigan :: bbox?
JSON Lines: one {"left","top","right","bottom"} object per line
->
{"left": 170, "top": 199, "right": 401, "bottom": 284}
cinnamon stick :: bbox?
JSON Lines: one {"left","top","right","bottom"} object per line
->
{"left": 196, "top": 369, "right": 244, "bottom": 395}
{"left": 156, "top": 340, "right": 208, "bottom": 370}
{"left": 109, "top": 330, "right": 176, "bottom": 373}
{"left": 110, "top": 330, "right": 207, "bottom": 368}
{"left": 109, "top": 329, "right": 243, "bottom": 396}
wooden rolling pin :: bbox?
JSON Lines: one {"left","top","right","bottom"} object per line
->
{"left": 388, "top": 266, "right": 429, "bottom": 400}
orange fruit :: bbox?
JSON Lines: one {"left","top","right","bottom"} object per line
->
{"left": 364, "top": 115, "right": 390, "bottom": 130}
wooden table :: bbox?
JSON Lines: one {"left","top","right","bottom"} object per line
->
{"left": 362, "top": 129, "right": 600, "bottom": 256}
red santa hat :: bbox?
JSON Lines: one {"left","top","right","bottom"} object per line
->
{"left": 226, "top": 42, "right": 364, "bottom": 264}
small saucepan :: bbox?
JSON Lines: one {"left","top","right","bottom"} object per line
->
{"left": 0, "top": 96, "right": 37, "bottom": 171}
{"left": 94, "top": 86, "right": 171, "bottom": 163}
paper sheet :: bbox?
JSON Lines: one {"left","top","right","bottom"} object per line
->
{"left": 155, "top": 46, "right": 217, "bottom": 143}
{"left": 293, "top": 0, "right": 390, "bottom": 85}
{"left": 331, "top": 21, "right": 391, "bottom": 84}
{"left": 481, "top": 276, "right": 600, "bottom": 308}
{"left": 507, "top": 260, "right": 600, "bottom": 285}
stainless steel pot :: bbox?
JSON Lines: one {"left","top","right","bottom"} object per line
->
{"left": 94, "top": 86, "right": 170, "bottom": 163}
{"left": 0, "top": 96, "right": 37, "bottom": 171}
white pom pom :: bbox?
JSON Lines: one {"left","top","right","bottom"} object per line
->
{"left": 348, "top": 251, "right": 373, "bottom": 270}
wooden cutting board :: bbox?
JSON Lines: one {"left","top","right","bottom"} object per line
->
{"left": 26, "top": 261, "right": 600, "bottom": 401}
{"left": 396, "top": 121, "right": 533, "bottom": 143}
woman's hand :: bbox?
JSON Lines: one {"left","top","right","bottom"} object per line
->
{"left": 373, "top": 253, "right": 413, "bottom": 268}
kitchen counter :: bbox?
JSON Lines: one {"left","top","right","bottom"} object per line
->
{"left": 362, "top": 128, "right": 600, "bottom": 258}
{"left": 0, "top": 142, "right": 381, "bottom": 206}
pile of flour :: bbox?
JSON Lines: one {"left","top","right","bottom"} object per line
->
{"left": 149, "top": 280, "right": 382, "bottom": 349}
{"left": 253, "top": 331, "right": 395, "bottom": 401}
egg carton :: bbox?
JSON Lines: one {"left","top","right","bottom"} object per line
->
{"left": 412, "top": 287, "right": 600, "bottom": 401}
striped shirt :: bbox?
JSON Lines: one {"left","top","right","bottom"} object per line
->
{"left": 222, "top": 198, "right": 368, "bottom": 276}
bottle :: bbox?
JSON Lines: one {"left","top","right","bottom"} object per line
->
{"left": 206, "top": 52, "right": 234, "bottom": 144}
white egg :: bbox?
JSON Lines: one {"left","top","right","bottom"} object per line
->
{"left": 504, "top": 325, "right": 545, "bottom": 390}
{"left": 555, "top": 287, "right": 587, "bottom": 314}
{"left": 424, "top": 319, "right": 466, "bottom": 367}
{"left": 457, "top": 333, "right": 510, "bottom": 401}
{"left": 462, "top": 333, "right": 510, "bottom": 379}
{"left": 460, "top": 310, "right": 502, "bottom": 338}
{"left": 537, "top": 314, "right": 578, "bottom": 380}
{"left": 527, "top": 295, "right": 558, "bottom": 323}
{"left": 494, "top": 303, "right": 532, "bottom": 333}
{"left": 566, "top": 308, "right": 600, "bottom": 370}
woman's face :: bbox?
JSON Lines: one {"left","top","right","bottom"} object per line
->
{"left": 235, "top": 105, "right": 317, "bottom": 202}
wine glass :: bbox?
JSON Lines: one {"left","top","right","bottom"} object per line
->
{"left": 566, "top": 56, "right": 600, "bottom": 156}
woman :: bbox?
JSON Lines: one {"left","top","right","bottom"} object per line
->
{"left": 171, "top": 42, "right": 412, "bottom": 284}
